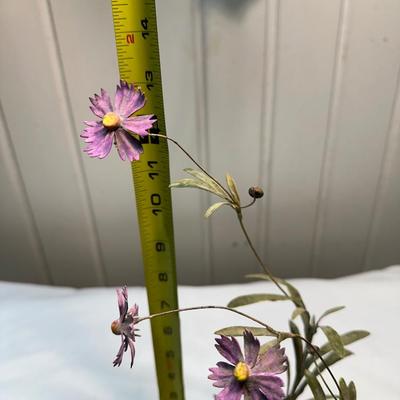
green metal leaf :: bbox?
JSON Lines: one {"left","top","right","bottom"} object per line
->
{"left": 296, "top": 350, "right": 354, "bottom": 398}
{"left": 289, "top": 320, "right": 304, "bottom": 385}
{"left": 183, "top": 168, "right": 229, "bottom": 199}
{"left": 170, "top": 179, "right": 219, "bottom": 195}
{"left": 226, "top": 173, "right": 240, "bottom": 205}
{"left": 318, "top": 306, "right": 345, "bottom": 323}
{"left": 348, "top": 381, "right": 357, "bottom": 400}
{"left": 338, "top": 378, "right": 357, "bottom": 400}
{"left": 305, "top": 370, "right": 327, "bottom": 400}
{"left": 304, "top": 330, "right": 365, "bottom": 370}
{"left": 318, "top": 330, "right": 370, "bottom": 357}
{"left": 204, "top": 201, "right": 230, "bottom": 218}
{"left": 245, "top": 273, "right": 304, "bottom": 308}
{"left": 339, "top": 378, "right": 350, "bottom": 400}
{"left": 291, "top": 307, "right": 306, "bottom": 320}
{"left": 320, "top": 326, "right": 346, "bottom": 358}
{"left": 322, "top": 348, "right": 353, "bottom": 368}
{"left": 214, "top": 326, "right": 275, "bottom": 337}
{"left": 245, "top": 273, "right": 310, "bottom": 336}
{"left": 227, "top": 293, "right": 291, "bottom": 308}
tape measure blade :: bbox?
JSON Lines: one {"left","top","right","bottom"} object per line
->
{"left": 111, "top": 1, "right": 184, "bottom": 399}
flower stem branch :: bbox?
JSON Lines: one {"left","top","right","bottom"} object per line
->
{"left": 240, "top": 198, "right": 256, "bottom": 209}
{"left": 235, "top": 212, "right": 289, "bottom": 298}
{"left": 149, "top": 133, "right": 234, "bottom": 203}
{"left": 136, "top": 305, "right": 283, "bottom": 337}
{"left": 312, "top": 357, "right": 337, "bottom": 400}
{"left": 296, "top": 335, "right": 341, "bottom": 399}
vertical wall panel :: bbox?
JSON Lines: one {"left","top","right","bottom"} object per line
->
{"left": 256, "top": 0, "right": 278, "bottom": 266}
{"left": 203, "top": 0, "right": 267, "bottom": 283}
{"left": 0, "top": 104, "right": 50, "bottom": 284}
{"left": 312, "top": 0, "right": 400, "bottom": 277}
{"left": 0, "top": 0, "right": 106, "bottom": 286}
{"left": 364, "top": 70, "right": 400, "bottom": 271}
{"left": 262, "top": 0, "right": 342, "bottom": 277}
{"left": 157, "top": 0, "right": 211, "bottom": 284}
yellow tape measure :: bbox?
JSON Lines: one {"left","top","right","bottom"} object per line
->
{"left": 110, "top": 1, "right": 184, "bottom": 399}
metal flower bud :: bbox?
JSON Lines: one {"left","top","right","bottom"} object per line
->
{"left": 248, "top": 186, "right": 264, "bottom": 199}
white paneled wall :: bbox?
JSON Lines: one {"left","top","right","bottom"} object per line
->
{"left": 1, "top": 0, "right": 400, "bottom": 286}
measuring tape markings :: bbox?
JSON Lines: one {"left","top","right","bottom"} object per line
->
{"left": 111, "top": 1, "right": 184, "bottom": 399}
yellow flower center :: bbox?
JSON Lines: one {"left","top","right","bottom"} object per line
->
{"left": 111, "top": 320, "right": 121, "bottom": 335}
{"left": 233, "top": 361, "right": 250, "bottom": 382}
{"left": 102, "top": 112, "right": 121, "bottom": 129}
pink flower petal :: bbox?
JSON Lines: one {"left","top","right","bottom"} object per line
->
{"left": 115, "top": 80, "right": 146, "bottom": 118}
{"left": 215, "top": 336, "right": 244, "bottom": 365}
{"left": 254, "top": 375, "right": 285, "bottom": 400}
{"left": 215, "top": 380, "right": 243, "bottom": 400}
{"left": 127, "top": 338, "right": 136, "bottom": 368}
{"left": 80, "top": 122, "right": 105, "bottom": 141}
{"left": 208, "top": 362, "right": 235, "bottom": 388}
{"left": 113, "top": 336, "right": 126, "bottom": 367}
{"left": 115, "top": 129, "right": 143, "bottom": 162}
{"left": 128, "top": 304, "right": 139, "bottom": 319}
{"left": 243, "top": 329, "right": 260, "bottom": 368}
{"left": 253, "top": 346, "right": 287, "bottom": 375}
{"left": 122, "top": 114, "right": 155, "bottom": 137}
{"left": 116, "top": 286, "right": 128, "bottom": 320}
{"left": 82, "top": 128, "right": 114, "bottom": 159}
{"left": 89, "top": 88, "right": 113, "bottom": 118}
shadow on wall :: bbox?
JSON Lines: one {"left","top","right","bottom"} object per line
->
{"left": 203, "top": 0, "right": 258, "bottom": 18}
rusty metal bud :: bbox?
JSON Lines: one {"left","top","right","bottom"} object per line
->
{"left": 248, "top": 186, "right": 264, "bottom": 199}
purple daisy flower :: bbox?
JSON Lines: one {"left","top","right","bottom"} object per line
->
{"left": 81, "top": 81, "right": 155, "bottom": 161}
{"left": 209, "top": 330, "right": 287, "bottom": 400}
{"left": 111, "top": 286, "right": 140, "bottom": 368}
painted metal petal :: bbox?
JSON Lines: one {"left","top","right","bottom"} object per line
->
{"left": 114, "top": 80, "right": 146, "bottom": 118}
{"left": 209, "top": 373, "right": 233, "bottom": 388}
{"left": 128, "top": 304, "right": 139, "bottom": 319}
{"left": 215, "top": 380, "right": 243, "bottom": 400}
{"left": 121, "top": 114, "right": 155, "bottom": 137}
{"left": 116, "top": 286, "right": 128, "bottom": 320}
{"left": 89, "top": 88, "right": 113, "bottom": 118}
{"left": 208, "top": 361, "right": 234, "bottom": 388}
{"left": 113, "top": 336, "right": 126, "bottom": 367}
{"left": 115, "top": 129, "right": 144, "bottom": 162}
{"left": 252, "top": 375, "right": 285, "bottom": 400}
{"left": 243, "top": 330, "right": 260, "bottom": 368}
{"left": 215, "top": 336, "right": 244, "bottom": 365}
{"left": 127, "top": 337, "right": 136, "bottom": 368}
{"left": 81, "top": 121, "right": 105, "bottom": 141}
{"left": 82, "top": 124, "right": 114, "bottom": 159}
{"left": 83, "top": 120, "right": 100, "bottom": 127}
{"left": 253, "top": 346, "right": 287, "bottom": 375}
{"left": 245, "top": 387, "right": 267, "bottom": 400}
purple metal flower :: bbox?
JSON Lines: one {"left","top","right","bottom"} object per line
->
{"left": 111, "top": 286, "right": 140, "bottom": 368}
{"left": 81, "top": 81, "right": 155, "bottom": 161}
{"left": 209, "top": 330, "right": 287, "bottom": 400}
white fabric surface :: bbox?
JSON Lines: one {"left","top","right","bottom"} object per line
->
{"left": 1, "top": 266, "right": 399, "bottom": 399}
